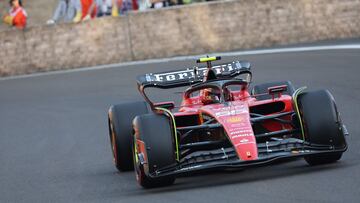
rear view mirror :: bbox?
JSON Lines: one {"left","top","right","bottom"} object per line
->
{"left": 153, "top": 101, "right": 175, "bottom": 110}
{"left": 268, "top": 85, "right": 287, "bottom": 99}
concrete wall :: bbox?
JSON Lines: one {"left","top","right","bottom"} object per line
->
{"left": 0, "top": 17, "right": 132, "bottom": 75}
{"left": 1, "top": 0, "right": 360, "bottom": 76}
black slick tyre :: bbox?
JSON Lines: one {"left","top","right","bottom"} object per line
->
{"left": 108, "top": 101, "right": 149, "bottom": 171}
{"left": 133, "top": 113, "right": 176, "bottom": 188}
{"left": 297, "top": 90, "right": 347, "bottom": 165}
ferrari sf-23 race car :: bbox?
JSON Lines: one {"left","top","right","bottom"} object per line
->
{"left": 107, "top": 56, "right": 348, "bottom": 188}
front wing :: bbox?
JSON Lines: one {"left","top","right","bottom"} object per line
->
{"left": 148, "top": 138, "right": 347, "bottom": 178}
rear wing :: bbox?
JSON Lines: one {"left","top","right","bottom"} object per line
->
{"left": 136, "top": 61, "right": 251, "bottom": 89}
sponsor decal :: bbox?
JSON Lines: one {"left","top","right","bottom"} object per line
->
{"left": 228, "top": 128, "right": 252, "bottom": 135}
{"left": 145, "top": 74, "right": 152, "bottom": 82}
{"left": 233, "top": 129, "right": 252, "bottom": 133}
{"left": 208, "top": 104, "right": 249, "bottom": 117}
{"left": 234, "top": 142, "right": 256, "bottom": 147}
{"left": 240, "top": 138, "right": 249, "bottom": 143}
{"left": 231, "top": 134, "right": 250, "bottom": 139}
{"left": 230, "top": 132, "right": 254, "bottom": 137}
{"left": 229, "top": 123, "right": 249, "bottom": 128}
{"left": 230, "top": 130, "right": 247, "bottom": 135}
{"left": 211, "top": 105, "right": 246, "bottom": 112}
{"left": 226, "top": 116, "right": 242, "bottom": 123}
{"left": 215, "top": 110, "right": 248, "bottom": 117}
{"left": 149, "top": 62, "right": 240, "bottom": 82}
{"left": 228, "top": 127, "right": 254, "bottom": 139}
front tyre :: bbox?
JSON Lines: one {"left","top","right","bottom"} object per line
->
{"left": 108, "top": 101, "right": 149, "bottom": 171}
{"left": 133, "top": 113, "right": 176, "bottom": 188}
{"left": 297, "top": 90, "right": 347, "bottom": 165}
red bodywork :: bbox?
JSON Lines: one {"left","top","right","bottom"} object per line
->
{"left": 131, "top": 59, "right": 347, "bottom": 184}
{"left": 170, "top": 88, "right": 294, "bottom": 161}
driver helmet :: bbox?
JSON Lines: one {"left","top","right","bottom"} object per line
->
{"left": 200, "top": 88, "right": 221, "bottom": 105}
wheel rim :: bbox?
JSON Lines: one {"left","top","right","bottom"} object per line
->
{"left": 133, "top": 138, "right": 141, "bottom": 182}
{"left": 133, "top": 131, "right": 145, "bottom": 184}
{"left": 134, "top": 153, "right": 145, "bottom": 184}
{"left": 110, "top": 121, "right": 118, "bottom": 165}
{"left": 134, "top": 154, "right": 141, "bottom": 182}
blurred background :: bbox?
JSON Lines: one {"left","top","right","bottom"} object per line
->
{"left": 0, "top": 0, "right": 359, "bottom": 77}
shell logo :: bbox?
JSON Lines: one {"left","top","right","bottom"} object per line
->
{"left": 227, "top": 116, "right": 242, "bottom": 123}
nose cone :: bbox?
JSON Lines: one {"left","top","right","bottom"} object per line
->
{"left": 201, "top": 101, "right": 258, "bottom": 161}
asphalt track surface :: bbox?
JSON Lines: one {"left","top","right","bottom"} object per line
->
{"left": 1, "top": 43, "right": 360, "bottom": 202}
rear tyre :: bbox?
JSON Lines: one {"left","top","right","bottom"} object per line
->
{"left": 297, "top": 90, "right": 347, "bottom": 165}
{"left": 108, "top": 101, "right": 149, "bottom": 171}
{"left": 133, "top": 113, "right": 176, "bottom": 188}
{"left": 252, "top": 81, "right": 295, "bottom": 100}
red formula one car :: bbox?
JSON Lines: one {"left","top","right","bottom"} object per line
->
{"left": 107, "top": 56, "right": 348, "bottom": 188}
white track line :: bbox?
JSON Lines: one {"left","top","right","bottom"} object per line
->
{"left": 1, "top": 44, "right": 360, "bottom": 81}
